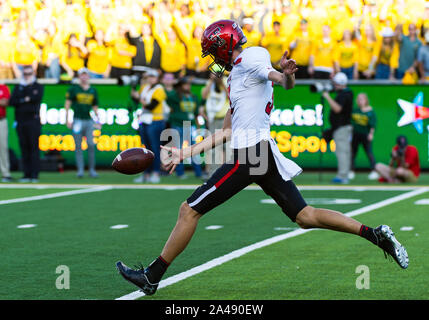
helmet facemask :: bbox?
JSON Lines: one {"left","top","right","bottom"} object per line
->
{"left": 201, "top": 20, "right": 247, "bottom": 77}
{"left": 202, "top": 34, "right": 235, "bottom": 77}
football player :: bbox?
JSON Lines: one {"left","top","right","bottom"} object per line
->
{"left": 117, "top": 20, "right": 408, "bottom": 296}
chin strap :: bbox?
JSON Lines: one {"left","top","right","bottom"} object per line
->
{"left": 226, "top": 34, "right": 234, "bottom": 71}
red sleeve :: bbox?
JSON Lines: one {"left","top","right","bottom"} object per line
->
{"left": 0, "top": 85, "right": 10, "bottom": 99}
{"left": 405, "top": 146, "right": 420, "bottom": 177}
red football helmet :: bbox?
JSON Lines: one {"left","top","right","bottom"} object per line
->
{"left": 201, "top": 19, "right": 247, "bottom": 77}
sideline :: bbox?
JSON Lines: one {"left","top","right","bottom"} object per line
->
{"left": 0, "top": 186, "right": 113, "bottom": 205}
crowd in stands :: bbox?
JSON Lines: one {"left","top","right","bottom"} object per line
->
{"left": 0, "top": 0, "right": 429, "bottom": 82}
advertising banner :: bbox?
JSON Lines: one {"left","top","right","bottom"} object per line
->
{"left": 5, "top": 83, "right": 428, "bottom": 169}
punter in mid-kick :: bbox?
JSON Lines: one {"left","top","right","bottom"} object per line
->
{"left": 116, "top": 19, "right": 408, "bottom": 296}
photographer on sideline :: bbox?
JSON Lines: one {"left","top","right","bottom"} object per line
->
{"left": 321, "top": 72, "right": 353, "bottom": 184}
{"left": 375, "top": 135, "right": 420, "bottom": 183}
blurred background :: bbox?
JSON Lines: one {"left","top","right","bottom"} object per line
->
{"left": 0, "top": 0, "right": 428, "bottom": 184}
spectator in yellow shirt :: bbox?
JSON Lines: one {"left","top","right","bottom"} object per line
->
{"left": 109, "top": 24, "right": 137, "bottom": 79}
{"left": 173, "top": 2, "right": 194, "bottom": 42}
{"left": 309, "top": 25, "right": 336, "bottom": 79}
{"left": 190, "top": 1, "right": 208, "bottom": 29}
{"left": 329, "top": 0, "right": 355, "bottom": 42}
{"left": 305, "top": 0, "right": 329, "bottom": 40}
{"left": 230, "top": 0, "right": 245, "bottom": 26}
{"left": 88, "top": 0, "right": 115, "bottom": 35}
{"left": 37, "top": 21, "right": 62, "bottom": 80}
{"left": 127, "top": 23, "right": 161, "bottom": 70}
{"left": 374, "top": 27, "right": 399, "bottom": 80}
{"left": 261, "top": 21, "right": 288, "bottom": 71}
{"left": 57, "top": 0, "right": 90, "bottom": 42}
{"left": 335, "top": 29, "right": 359, "bottom": 79}
{"left": 357, "top": 24, "right": 378, "bottom": 79}
{"left": 15, "top": 8, "right": 32, "bottom": 35}
{"left": 289, "top": 19, "right": 312, "bottom": 79}
{"left": 242, "top": 17, "right": 261, "bottom": 48}
{"left": 184, "top": 25, "right": 211, "bottom": 78}
{"left": 278, "top": 1, "right": 301, "bottom": 41}
{"left": 156, "top": 27, "right": 186, "bottom": 77}
{"left": 206, "top": 2, "right": 223, "bottom": 25}
{"left": 152, "top": 8, "right": 186, "bottom": 76}
{"left": 60, "top": 33, "right": 88, "bottom": 79}
{"left": 0, "top": 18, "right": 15, "bottom": 79}
{"left": 86, "top": 30, "right": 111, "bottom": 79}
{"left": 12, "top": 29, "right": 39, "bottom": 79}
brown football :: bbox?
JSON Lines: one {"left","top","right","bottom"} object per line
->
{"left": 112, "top": 147, "right": 155, "bottom": 175}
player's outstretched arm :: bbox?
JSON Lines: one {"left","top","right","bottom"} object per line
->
{"left": 161, "top": 110, "right": 232, "bottom": 174}
{"left": 268, "top": 50, "right": 298, "bottom": 90}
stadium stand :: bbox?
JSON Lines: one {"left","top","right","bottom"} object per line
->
{"left": 0, "top": 0, "right": 428, "bottom": 82}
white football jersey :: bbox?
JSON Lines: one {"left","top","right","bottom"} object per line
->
{"left": 226, "top": 46, "right": 303, "bottom": 180}
{"left": 227, "top": 46, "right": 276, "bottom": 149}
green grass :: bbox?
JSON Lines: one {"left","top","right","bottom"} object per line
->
{"left": 0, "top": 180, "right": 425, "bottom": 300}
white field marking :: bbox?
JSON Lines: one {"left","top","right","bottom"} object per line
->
{"left": 414, "top": 199, "right": 429, "bottom": 205}
{"left": 17, "top": 224, "right": 37, "bottom": 229}
{"left": 0, "top": 184, "right": 97, "bottom": 189}
{"left": 274, "top": 227, "right": 298, "bottom": 231}
{"left": 343, "top": 188, "right": 428, "bottom": 218}
{"left": 0, "top": 184, "right": 423, "bottom": 191}
{"left": 116, "top": 187, "right": 428, "bottom": 300}
{"left": 205, "top": 225, "right": 223, "bottom": 230}
{"left": 400, "top": 226, "right": 414, "bottom": 231}
{"left": 110, "top": 225, "right": 129, "bottom": 229}
{"left": 261, "top": 198, "right": 362, "bottom": 205}
{"left": 0, "top": 186, "right": 112, "bottom": 206}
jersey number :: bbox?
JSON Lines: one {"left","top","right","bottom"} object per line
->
{"left": 265, "top": 102, "right": 273, "bottom": 115}
{"left": 265, "top": 91, "right": 274, "bottom": 115}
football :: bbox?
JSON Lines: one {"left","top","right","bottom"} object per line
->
{"left": 112, "top": 147, "right": 155, "bottom": 175}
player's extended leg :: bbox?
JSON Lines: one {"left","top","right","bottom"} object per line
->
{"left": 258, "top": 147, "right": 408, "bottom": 270}
{"left": 116, "top": 202, "right": 202, "bottom": 295}
{"left": 295, "top": 206, "right": 409, "bottom": 269}
{"left": 160, "top": 202, "right": 202, "bottom": 263}
{"left": 117, "top": 158, "right": 253, "bottom": 295}
{"left": 296, "top": 206, "right": 361, "bottom": 233}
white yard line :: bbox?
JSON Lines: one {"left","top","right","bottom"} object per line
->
{"left": 0, "top": 186, "right": 112, "bottom": 206}
{"left": 0, "top": 184, "right": 99, "bottom": 189}
{"left": 116, "top": 187, "right": 428, "bottom": 300}
{"left": 344, "top": 188, "right": 428, "bottom": 218}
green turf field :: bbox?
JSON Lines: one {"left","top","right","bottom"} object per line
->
{"left": 0, "top": 171, "right": 428, "bottom": 300}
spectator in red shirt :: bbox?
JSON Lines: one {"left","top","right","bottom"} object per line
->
{"left": 0, "top": 83, "right": 11, "bottom": 182}
{"left": 375, "top": 135, "right": 420, "bottom": 183}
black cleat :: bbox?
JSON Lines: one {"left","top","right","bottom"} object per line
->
{"left": 116, "top": 261, "right": 158, "bottom": 295}
{"left": 375, "top": 225, "right": 409, "bottom": 269}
